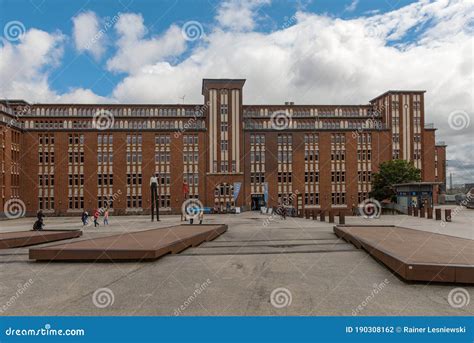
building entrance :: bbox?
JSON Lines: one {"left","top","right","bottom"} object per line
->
{"left": 251, "top": 194, "right": 265, "bottom": 211}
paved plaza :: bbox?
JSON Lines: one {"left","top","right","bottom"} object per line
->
{"left": 0, "top": 207, "right": 473, "bottom": 316}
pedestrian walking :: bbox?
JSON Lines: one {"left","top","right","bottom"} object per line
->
{"left": 93, "top": 208, "right": 100, "bottom": 227}
{"left": 103, "top": 207, "right": 109, "bottom": 225}
{"left": 81, "top": 210, "right": 88, "bottom": 226}
{"left": 198, "top": 210, "right": 204, "bottom": 224}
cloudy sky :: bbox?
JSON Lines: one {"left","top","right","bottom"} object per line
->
{"left": 0, "top": 0, "right": 472, "bottom": 183}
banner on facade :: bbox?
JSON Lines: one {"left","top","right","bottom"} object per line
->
{"left": 263, "top": 182, "right": 269, "bottom": 205}
{"left": 233, "top": 182, "right": 242, "bottom": 201}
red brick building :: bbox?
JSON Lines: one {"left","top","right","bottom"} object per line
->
{"left": 0, "top": 79, "right": 446, "bottom": 217}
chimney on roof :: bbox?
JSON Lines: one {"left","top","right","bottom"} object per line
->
{"left": 285, "top": 101, "right": 294, "bottom": 105}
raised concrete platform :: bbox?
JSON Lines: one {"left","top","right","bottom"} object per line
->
{"left": 0, "top": 230, "right": 82, "bottom": 249}
{"left": 29, "top": 224, "right": 227, "bottom": 262}
{"left": 334, "top": 225, "right": 474, "bottom": 284}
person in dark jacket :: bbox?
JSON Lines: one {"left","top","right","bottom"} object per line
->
{"left": 81, "top": 210, "right": 88, "bottom": 226}
{"left": 33, "top": 210, "right": 45, "bottom": 231}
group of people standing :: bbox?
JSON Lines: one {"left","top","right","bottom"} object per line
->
{"left": 81, "top": 207, "right": 109, "bottom": 227}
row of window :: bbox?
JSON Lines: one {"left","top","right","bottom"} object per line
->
{"left": 98, "top": 152, "right": 113, "bottom": 164}
{"left": 250, "top": 134, "right": 265, "bottom": 145}
{"left": 358, "top": 171, "right": 372, "bottom": 183}
{"left": 98, "top": 174, "right": 113, "bottom": 186}
{"left": 155, "top": 152, "right": 171, "bottom": 163}
{"left": 32, "top": 107, "right": 204, "bottom": 117}
{"left": 278, "top": 172, "right": 293, "bottom": 184}
{"left": 39, "top": 152, "right": 54, "bottom": 164}
{"left": 304, "top": 193, "right": 319, "bottom": 205}
{"left": 332, "top": 192, "right": 346, "bottom": 205}
{"left": 245, "top": 108, "right": 379, "bottom": 118}
{"left": 304, "top": 134, "right": 319, "bottom": 144}
{"left": 357, "top": 150, "right": 372, "bottom": 161}
{"left": 250, "top": 151, "right": 265, "bottom": 163}
{"left": 357, "top": 134, "right": 372, "bottom": 144}
{"left": 183, "top": 135, "right": 198, "bottom": 146}
{"left": 183, "top": 152, "right": 199, "bottom": 163}
{"left": 250, "top": 172, "right": 265, "bottom": 184}
{"left": 38, "top": 175, "right": 54, "bottom": 186}
{"left": 331, "top": 171, "right": 346, "bottom": 183}
{"left": 127, "top": 174, "right": 142, "bottom": 186}
{"left": 331, "top": 133, "right": 346, "bottom": 144}
{"left": 277, "top": 150, "right": 293, "bottom": 163}
{"left": 304, "top": 150, "right": 319, "bottom": 161}
{"left": 39, "top": 134, "right": 55, "bottom": 145}
{"left": 391, "top": 100, "right": 420, "bottom": 110}
{"left": 98, "top": 134, "right": 113, "bottom": 145}
{"left": 392, "top": 134, "right": 422, "bottom": 143}
{"left": 38, "top": 197, "right": 54, "bottom": 210}
{"left": 331, "top": 151, "right": 345, "bottom": 161}
{"left": 305, "top": 172, "right": 319, "bottom": 183}
{"left": 68, "top": 152, "right": 84, "bottom": 165}
{"left": 126, "top": 152, "right": 142, "bottom": 164}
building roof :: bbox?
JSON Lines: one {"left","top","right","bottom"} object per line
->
{"left": 0, "top": 99, "right": 30, "bottom": 105}
{"left": 370, "top": 90, "right": 426, "bottom": 103}
{"left": 201, "top": 79, "right": 246, "bottom": 95}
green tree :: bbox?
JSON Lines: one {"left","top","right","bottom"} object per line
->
{"left": 369, "top": 160, "right": 421, "bottom": 202}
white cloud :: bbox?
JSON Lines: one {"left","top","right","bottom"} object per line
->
{"left": 72, "top": 11, "right": 105, "bottom": 60}
{"left": 56, "top": 88, "right": 112, "bottom": 103}
{"left": 106, "top": 13, "right": 187, "bottom": 73}
{"left": 0, "top": 28, "right": 110, "bottom": 103}
{"left": 0, "top": 29, "right": 65, "bottom": 101}
{"left": 216, "top": 0, "right": 271, "bottom": 31}
{"left": 345, "top": 0, "right": 359, "bottom": 12}
{"left": 111, "top": 0, "right": 473, "bottom": 182}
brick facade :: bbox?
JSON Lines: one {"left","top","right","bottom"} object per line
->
{"left": 0, "top": 79, "right": 446, "bottom": 217}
